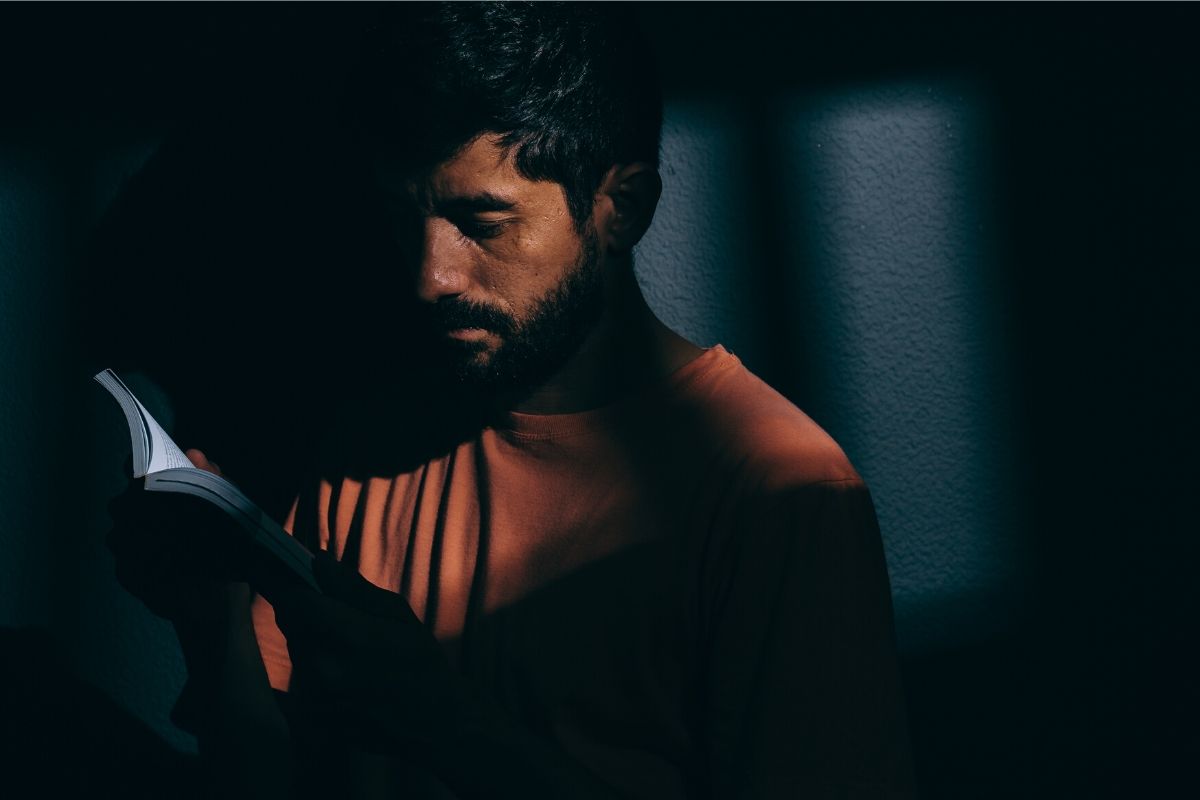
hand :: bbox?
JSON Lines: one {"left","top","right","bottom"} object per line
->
{"left": 265, "top": 552, "right": 474, "bottom": 756}
{"left": 268, "top": 558, "right": 622, "bottom": 799}
{"left": 106, "top": 449, "right": 251, "bottom": 626}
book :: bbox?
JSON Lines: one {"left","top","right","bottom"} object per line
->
{"left": 94, "top": 368, "right": 319, "bottom": 590}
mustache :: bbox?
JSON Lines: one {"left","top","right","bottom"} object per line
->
{"left": 424, "top": 298, "right": 516, "bottom": 336}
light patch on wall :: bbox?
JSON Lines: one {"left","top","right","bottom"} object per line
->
{"left": 777, "top": 83, "right": 1021, "bottom": 652}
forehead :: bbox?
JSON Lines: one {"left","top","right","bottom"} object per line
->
{"left": 374, "top": 135, "right": 568, "bottom": 214}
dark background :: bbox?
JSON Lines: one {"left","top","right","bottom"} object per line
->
{"left": 1, "top": 3, "right": 1196, "bottom": 797}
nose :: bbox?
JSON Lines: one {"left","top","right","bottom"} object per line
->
{"left": 416, "top": 217, "right": 471, "bottom": 304}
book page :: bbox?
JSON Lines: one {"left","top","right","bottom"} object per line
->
{"left": 94, "top": 369, "right": 191, "bottom": 475}
{"left": 94, "top": 369, "right": 152, "bottom": 476}
{"left": 139, "top": 398, "right": 192, "bottom": 473}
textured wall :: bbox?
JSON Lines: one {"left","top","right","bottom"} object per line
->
{"left": 639, "top": 87, "right": 1020, "bottom": 652}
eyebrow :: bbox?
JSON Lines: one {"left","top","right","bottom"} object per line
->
{"left": 433, "top": 192, "right": 519, "bottom": 215}
{"left": 374, "top": 180, "right": 521, "bottom": 216}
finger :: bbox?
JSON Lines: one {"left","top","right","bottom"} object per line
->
{"left": 184, "top": 448, "right": 223, "bottom": 476}
{"left": 312, "top": 551, "right": 422, "bottom": 625}
{"left": 245, "top": 534, "right": 327, "bottom": 604}
{"left": 262, "top": 570, "right": 345, "bottom": 640}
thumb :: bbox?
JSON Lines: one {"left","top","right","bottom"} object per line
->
{"left": 312, "top": 551, "right": 420, "bottom": 624}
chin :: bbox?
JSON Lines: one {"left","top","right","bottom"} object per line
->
{"left": 441, "top": 341, "right": 500, "bottom": 383}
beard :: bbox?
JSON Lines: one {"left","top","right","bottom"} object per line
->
{"left": 421, "top": 225, "right": 605, "bottom": 399}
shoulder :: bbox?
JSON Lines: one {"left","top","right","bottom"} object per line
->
{"left": 671, "top": 346, "right": 863, "bottom": 495}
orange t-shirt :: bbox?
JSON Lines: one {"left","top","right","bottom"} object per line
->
{"left": 252, "top": 345, "right": 912, "bottom": 797}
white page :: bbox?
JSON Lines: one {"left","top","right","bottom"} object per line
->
{"left": 135, "top": 394, "right": 192, "bottom": 473}
{"left": 94, "top": 369, "right": 192, "bottom": 475}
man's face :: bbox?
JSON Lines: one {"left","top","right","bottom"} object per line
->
{"left": 376, "top": 135, "right": 606, "bottom": 395}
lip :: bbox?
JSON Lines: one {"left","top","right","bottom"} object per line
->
{"left": 445, "top": 327, "right": 490, "bottom": 341}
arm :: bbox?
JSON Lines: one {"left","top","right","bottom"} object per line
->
{"left": 702, "top": 479, "right": 915, "bottom": 798}
{"left": 107, "top": 449, "right": 296, "bottom": 798}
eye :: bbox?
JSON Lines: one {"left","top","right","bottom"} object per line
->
{"left": 452, "top": 216, "right": 508, "bottom": 241}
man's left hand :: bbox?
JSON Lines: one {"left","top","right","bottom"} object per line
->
{"left": 264, "top": 551, "right": 474, "bottom": 756}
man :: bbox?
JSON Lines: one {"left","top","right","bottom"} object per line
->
{"left": 109, "top": 4, "right": 914, "bottom": 798}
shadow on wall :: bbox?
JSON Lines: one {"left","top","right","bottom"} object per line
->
{"left": 0, "top": 627, "right": 199, "bottom": 798}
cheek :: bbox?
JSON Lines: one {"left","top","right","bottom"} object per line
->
{"left": 484, "top": 230, "right": 580, "bottom": 300}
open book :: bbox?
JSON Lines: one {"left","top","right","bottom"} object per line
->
{"left": 95, "top": 368, "right": 318, "bottom": 590}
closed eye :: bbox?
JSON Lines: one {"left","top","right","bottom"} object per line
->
{"left": 451, "top": 216, "right": 509, "bottom": 241}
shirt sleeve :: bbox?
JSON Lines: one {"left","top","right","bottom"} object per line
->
{"left": 702, "top": 478, "right": 915, "bottom": 798}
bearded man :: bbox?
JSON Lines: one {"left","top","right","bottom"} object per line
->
{"left": 109, "top": 4, "right": 914, "bottom": 798}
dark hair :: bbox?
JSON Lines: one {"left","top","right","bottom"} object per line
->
{"left": 347, "top": 2, "right": 663, "bottom": 229}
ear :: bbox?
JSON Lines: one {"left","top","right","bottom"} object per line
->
{"left": 595, "top": 162, "right": 662, "bottom": 254}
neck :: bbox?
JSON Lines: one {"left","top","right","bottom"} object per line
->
{"left": 505, "top": 265, "right": 703, "bottom": 415}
